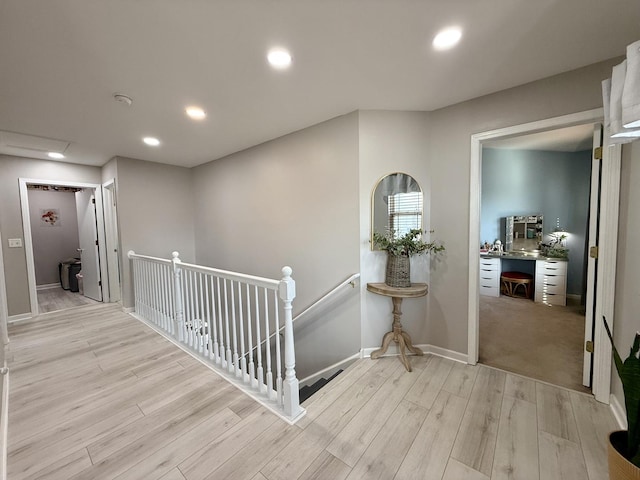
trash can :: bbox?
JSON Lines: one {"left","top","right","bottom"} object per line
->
{"left": 76, "top": 272, "right": 84, "bottom": 295}
{"left": 68, "top": 262, "right": 82, "bottom": 292}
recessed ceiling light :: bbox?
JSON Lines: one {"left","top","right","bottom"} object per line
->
{"left": 432, "top": 27, "right": 462, "bottom": 50}
{"left": 267, "top": 49, "right": 292, "bottom": 69}
{"left": 48, "top": 152, "right": 65, "bottom": 159}
{"left": 185, "top": 106, "right": 206, "bottom": 120}
{"left": 143, "top": 137, "right": 160, "bottom": 146}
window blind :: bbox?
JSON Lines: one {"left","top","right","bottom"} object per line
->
{"left": 388, "top": 192, "right": 423, "bottom": 237}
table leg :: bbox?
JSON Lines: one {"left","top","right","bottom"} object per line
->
{"left": 401, "top": 330, "right": 424, "bottom": 356}
{"left": 370, "top": 296, "right": 423, "bottom": 372}
{"left": 370, "top": 331, "right": 395, "bottom": 359}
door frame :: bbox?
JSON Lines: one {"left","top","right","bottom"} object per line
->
{"left": 102, "top": 179, "right": 121, "bottom": 303}
{"left": 19, "top": 178, "right": 109, "bottom": 316}
{"left": 467, "top": 108, "right": 620, "bottom": 404}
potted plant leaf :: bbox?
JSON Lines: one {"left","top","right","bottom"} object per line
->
{"left": 372, "top": 229, "right": 444, "bottom": 287}
{"left": 603, "top": 316, "right": 640, "bottom": 479}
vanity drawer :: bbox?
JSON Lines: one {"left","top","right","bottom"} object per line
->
{"left": 538, "top": 260, "right": 567, "bottom": 275}
{"left": 479, "top": 269, "right": 500, "bottom": 282}
{"left": 535, "top": 291, "right": 566, "bottom": 306}
{"left": 479, "top": 283, "right": 500, "bottom": 297}
{"left": 535, "top": 279, "right": 566, "bottom": 295}
{"left": 480, "top": 258, "right": 500, "bottom": 270}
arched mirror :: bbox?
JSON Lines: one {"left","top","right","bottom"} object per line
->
{"left": 371, "top": 172, "right": 423, "bottom": 250}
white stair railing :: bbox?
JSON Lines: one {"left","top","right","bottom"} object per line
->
{"left": 128, "top": 251, "right": 305, "bottom": 424}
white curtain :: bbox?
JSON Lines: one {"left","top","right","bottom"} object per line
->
{"left": 603, "top": 39, "right": 640, "bottom": 143}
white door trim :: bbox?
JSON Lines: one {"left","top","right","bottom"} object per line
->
{"left": 19, "top": 178, "right": 109, "bottom": 316}
{"left": 0, "top": 229, "right": 9, "bottom": 346}
{"left": 468, "top": 108, "right": 616, "bottom": 403}
{"left": 102, "top": 179, "right": 121, "bottom": 303}
{"left": 583, "top": 124, "right": 603, "bottom": 387}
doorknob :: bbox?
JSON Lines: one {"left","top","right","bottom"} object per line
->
{"left": 77, "top": 248, "right": 84, "bottom": 253}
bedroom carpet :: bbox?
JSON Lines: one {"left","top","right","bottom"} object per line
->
{"left": 479, "top": 295, "right": 589, "bottom": 393}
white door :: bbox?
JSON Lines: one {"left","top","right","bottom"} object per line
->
{"left": 582, "top": 123, "right": 603, "bottom": 387}
{"left": 76, "top": 189, "right": 102, "bottom": 301}
{"left": 102, "top": 181, "right": 121, "bottom": 302}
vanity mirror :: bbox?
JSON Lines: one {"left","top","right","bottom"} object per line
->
{"left": 371, "top": 173, "right": 423, "bottom": 250}
{"left": 505, "top": 214, "right": 543, "bottom": 252}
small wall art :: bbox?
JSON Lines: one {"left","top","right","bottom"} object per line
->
{"left": 41, "top": 208, "right": 61, "bottom": 226}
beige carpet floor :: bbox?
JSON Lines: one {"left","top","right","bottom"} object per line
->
{"left": 479, "top": 295, "right": 590, "bottom": 393}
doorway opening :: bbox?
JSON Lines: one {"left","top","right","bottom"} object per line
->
{"left": 478, "top": 123, "right": 596, "bottom": 392}
{"left": 18, "top": 178, "right": 112, "bottom": 317}
{"left": 467, "top": 108, "right": 621, "bottom": 403}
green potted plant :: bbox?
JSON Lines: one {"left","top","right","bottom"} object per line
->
{"left": 372, "top": 229, "right": 444, "bottom": 287}
{"left": 541, "top": 232, "right": 569, "bottom": 259}
{"left": 603, "top": 316, "right": 640, "bottom": 479}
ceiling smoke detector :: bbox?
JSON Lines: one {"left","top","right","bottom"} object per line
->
{"left": 113, "top": 93, "right": 133, "bottom": 106}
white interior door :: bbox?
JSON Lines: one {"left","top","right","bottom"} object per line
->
{"left": 76, "top": 189, "right": 102, "bottom": 301}
{"left": 102, "top": 181, "right": 121, "bottom": 302}
{"left": 582, "top": 124, "right": 603, "bottom": 387}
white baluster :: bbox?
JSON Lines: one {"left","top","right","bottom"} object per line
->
{"left": 223, "top": 279, "right": 232, "bottom": 371}
{"left": 216, "top": 277, "right": 226, "bottom": 368}
{"left": 246, "top": 283, "right": 254, "bottom": 385}
{"left": 264, "top": 288, "right": 272, "bottom": 398}
{"left": 210, "top": 276, "right": 220, "bottom": 363}
{"left": 152, "top": 262, "right": 160, "bottom": 326}
{"left": 254, "top": 286, "right": 263, "bottom": 390}
{"left": 238, "top": 282, "right": 247, "bottom": 380}
{"left": 279, "top": 266, "right": 301, "bottom": 418}
{"left": 195, "top": 271, "right": 203, "bottom": 353}
{"left": 163, "top": 264, "right": 171, "bottom": 334}
{"left": 128, "top": 252, "right": 138, "bottom": 314}
{"left": 204, "top": 274, "right": 214, "bottom": 360}
{"left": 273, "top": 289, "right": 282, "bottom": 405}
{"left": 230, "top": 281, "right": 239, "bottom": 375}
{"left": 172, "top": 251, "right": 184, "bottom": 342}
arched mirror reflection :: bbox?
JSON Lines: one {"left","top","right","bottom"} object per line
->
{"left": 371, "top": 172, "right": 423, "bottom": 250}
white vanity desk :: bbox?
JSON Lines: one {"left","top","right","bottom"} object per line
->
{"left": 479, "top": 253, "right": 568, "bottom": 306}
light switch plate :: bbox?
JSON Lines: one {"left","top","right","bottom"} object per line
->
{"left": 8, "top": 238, "right": 22, "bottom": 248}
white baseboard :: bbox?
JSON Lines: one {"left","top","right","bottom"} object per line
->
{"left": 610, "top": 393, "right": 627, "bottom": 430}
{"left": 299, "top": 353, "right": 360, "bottom": 388}
{"left": 36, "top": 283, "right": 60, "bottom": 291}
{"left": 122, "top": 306, "right": 135, "bottom": 314}
{"left": 361, "top": 344, "right": 468, "bottom": 364}
{"left": 7, "top": 313, "right": 32, "bottom": 324}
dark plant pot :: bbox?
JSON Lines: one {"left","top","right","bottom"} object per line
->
{"left": 609, "top": 430, "right": 640, "bottom": 480}
{"left": 385, "top": 254, "right": 410, "bottom": 288}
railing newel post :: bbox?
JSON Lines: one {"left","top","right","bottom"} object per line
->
{"left": 279, "top": 266, "right": 301, "bottom": 418}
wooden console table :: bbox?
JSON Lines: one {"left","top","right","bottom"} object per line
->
{"left": 367, "top": 282, "right": 428, "bottom": 372}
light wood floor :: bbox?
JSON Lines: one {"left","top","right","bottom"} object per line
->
{"left": 7, "top": 304, "right": 618, "bottom": 480}
{"left": 37, "top": 286, "right": 99, "bottom": 314}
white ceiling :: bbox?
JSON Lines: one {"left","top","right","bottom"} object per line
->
{"left": 0, "top": 1, "right": 638, "bottom": 168}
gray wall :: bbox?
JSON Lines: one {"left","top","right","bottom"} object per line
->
{"left": 0, "top": 155, "right": 101, "bottom": 316}
{"left": 358, "top": 110, "right": 434, "bottom": 351}
{"left": 192, "top": 113, "right": 361, "bottom": 379}
{"left": 481, "top": 148, "right": 592, "bottom": 295}
{"left": 427, "top": 58, "right": 619, "bottom": 355}
{"left": 613, "top": 140, "right": 640, "bottom": 415}
{"left": 28, "top": 189, "right": 80, "bottom": 285}
{"left": 112, "top": 157, "right": 196, "bottom": 309}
